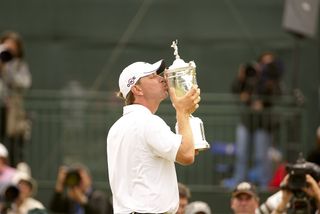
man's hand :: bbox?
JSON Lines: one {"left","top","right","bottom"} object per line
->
{"left": 169, "top": 85, "right": 201, "bottom": 115}
{"left": 303, "top": 175, "right": 320, "bottom": 202}
{"left": 68, "top": 186, "right": 88, "bottom": 205}
{"left": 55, "top": 166, "right": 68, "bottom": 192}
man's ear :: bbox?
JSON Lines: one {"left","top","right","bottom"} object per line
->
{"left": 131, "top": 85, "right": 143, "bottom": 96}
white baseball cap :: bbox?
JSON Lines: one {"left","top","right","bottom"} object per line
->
{"left": 119, "top": 59, "right": 166, "bottom": 98}
{"left": 0, "top": 143, "right": 8, "bottom": 158}
{"left": 185, "top": 201, "right": 211, "bottom": 214}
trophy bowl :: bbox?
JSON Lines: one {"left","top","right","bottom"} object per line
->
{"left": 165, "top": 62, "right": 197, "bottom": 97}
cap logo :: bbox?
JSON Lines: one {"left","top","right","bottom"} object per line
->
{"left": 127, "top": 76, "right": 136, "bottom": 87}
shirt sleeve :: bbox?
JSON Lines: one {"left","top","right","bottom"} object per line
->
{"left": 144, "top": 115, "right": 181, "bottom": 162}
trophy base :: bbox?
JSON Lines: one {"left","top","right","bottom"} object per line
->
{"left": 194, "top": 141, "right": 210, "bottom": 151}
{"left": 176, "top": 116, "right": 210, "bottom": 152}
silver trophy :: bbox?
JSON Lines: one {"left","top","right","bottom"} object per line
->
{"left": 165, "top": 40, "right": 210, "bottom": 151}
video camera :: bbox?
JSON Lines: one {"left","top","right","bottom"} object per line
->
{"left": 284, "top": 154, "right": 320, "bottom": 213}
{"left": 0, "top": 45, "right": 13, "bottom": 62}
{"left": 64, "top": 168, "right": 81, "bottom": 187}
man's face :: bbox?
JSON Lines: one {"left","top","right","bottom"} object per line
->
{"left": 18, "top": 180, "right": 32, "bottom": 200}
{"left": 177, "top": 197, "right": 188, "bottom": 214}
{"left": 231, "top": 193, "right": 258, "bottom": 214}
{"left": 138, "top": 72, "right": 168, "bottom": 102}
{"left": 2, "top": 38, "right": 18, "bottom": 57}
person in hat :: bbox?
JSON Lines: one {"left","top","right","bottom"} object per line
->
{"left": 2, "top": 170, "right": 45, "bottom": 214}
{"left": 177, "top": 182, "right": 191, "bottom": 214}
{"left": 231, "top": 182, "right": 259, "bottom": 214}
{"left": 0, "top": 143, "right": 17, "bottom": 193}
{"left": 185, "top": 201, "right": 211, "bottom": 214}
{"left": 107, "top": 59, "right": 201, "bottom": 213}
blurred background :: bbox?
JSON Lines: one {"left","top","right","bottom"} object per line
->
{"left": 0, "top": 0, "right": 319, "bottom": 213}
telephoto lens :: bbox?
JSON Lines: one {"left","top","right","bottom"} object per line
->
{"left": 64, "top": 169, "right": 81, "bottom": 187}
{"left": 0, "top": 45, "right": 13, "bottom": 62}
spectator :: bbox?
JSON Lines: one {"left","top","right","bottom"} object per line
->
{"left": 177, "top": 182, "right": 191, "bottom": 214}
{"left": 0, "top": 143, "right": 17, "bottom": 194}
{"left": 185, "top": 201, "right": 211, "bottom": 214}
{"left": 0, "top": 31, "right": 32, "bottom": 167}
{"left": 230, "top": 182, "right": 259, "bottom": 214}
{"left": 49, "top": 163, "right": 113, "bottom": 214}
{"left": 224, "top": 52, "right": 283, "bottom": 188}
{"left": 2, "top": 171, "right": 45, "bottom": 214}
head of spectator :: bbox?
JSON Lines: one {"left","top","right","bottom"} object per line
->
{"left": 0, "top": 31, "right": 24, "bottom": 60}
{"left": 63, "top": 163, "right": 92, "bottom": 195}
{"left": 185, "top": 201, "right": 211, "bottom": 214}
{"left": 257, "top": 51, "right": 284, "bottom": 84}
{"left": 0, "top": 143, "right": 16, "bottom": 186}
{"left": 12, "top": 171, "right": 37, "bottom": 201}
{"left": 231, "top": 182, "right": 259, "bottom": 214}
{"left": 258, "top": 51, "right": 276, "bottom": 65}
{"left": 0, "top": 143, "right": 9, "bottom": 168}
{"left": 177, "top": 182, "right": 191, "bottom": 214}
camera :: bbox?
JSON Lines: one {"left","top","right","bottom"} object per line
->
{"left": 243, "top": 63, "right": 257, "bottom": 78}
{"left": 284, "top": 154, "right": 320, "bottom": 213}
{"left": 0, "top": 45, "right": 13, "bottom": 62}
{"left": 3, "top": 185, "right": 20, "bottom": 203}
{"left": 64, "top": 168, "right": 81, "bottom": 187}
{"left": 286, "top": 156, "right": 320, "bottom": 191}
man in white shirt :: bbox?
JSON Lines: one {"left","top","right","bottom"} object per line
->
{"left": 107, "top": 59, "right": 200, "bottom": 214}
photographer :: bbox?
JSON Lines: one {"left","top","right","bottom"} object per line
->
{"left": 259, "top": 159, "right": 320, "bottom": 214}
{"left": 49, "top": 164, "right": 113, "bottom": 214}
{"left": 1, "top": 172, "right": 45, "bottom": 214}
{"left": 224, "top": 52, "right": 284, "bottom": 189}
{"left": 0, "top": 31, "right": 32, "bottom": 167}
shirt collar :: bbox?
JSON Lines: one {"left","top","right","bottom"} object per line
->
{"left": 123, "top": 104, "right": 152, "bottom": 115}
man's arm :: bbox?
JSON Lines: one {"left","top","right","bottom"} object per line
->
{"left": 169, "top": 85, "right": 200, "bottom": 165}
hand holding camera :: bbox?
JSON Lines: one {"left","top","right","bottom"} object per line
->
{"left": 303, "top": 174, "right": 320, "bottom": 203}
{"left": 276, "top": 155, "right": 320, "bottom": 213}
{"left": 54, "top": 165, "right": 91, "bottom": 204}
{"left": 55, "top": 166, "right": 81, "bottom": 193}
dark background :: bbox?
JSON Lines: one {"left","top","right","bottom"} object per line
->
{"left": 5, "top": 0, "right": 318, "bottom": 144}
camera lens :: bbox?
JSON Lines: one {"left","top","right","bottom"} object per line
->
{"left": 4, "top": 185, "right": 20, "bottom": 202}
{"left": 64, "top": 170, "right": 81, "bottom": 187}
{"left": 0, "top": 49, "right": 13, "bottom": 62}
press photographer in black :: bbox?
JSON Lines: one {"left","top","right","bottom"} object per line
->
{"left": 259, "top": 157, "right": 320, "bottom": 214}
{"left": 49, "top": 164, "right": 113, "bottom": 214}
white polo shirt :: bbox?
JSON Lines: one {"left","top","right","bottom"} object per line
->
{"left": 107, "top": 104, "right": 182, "bottom": 214}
